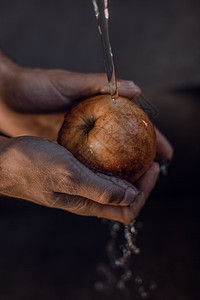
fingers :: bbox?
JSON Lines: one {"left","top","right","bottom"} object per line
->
{"left": 47, "top": 167, "right": 156, "bottom": 224}
{"left": 112, "top": 162, "right": 160, "bottom": 224}
{"left": 117, "top": 79, "right": 141, "bottom": 99}
{"left": 8, "top": 68, "right": 141, "bottom": 113}
{"left": 59, "top": 73, "right": 141, "bottom": 100}
{"left": 99, "top": 78, "right": 141, "bottom": 99}
{"left": 46, "top": 192, "right": 131, "bottom": 223}
{"left": 53, "top": 147, "right": 158, "bottom": 211}
{"left": 77, "top": 167, "right": 140, "bottom": 207}
{"left": 46, "top": 162, "right": 159, "bottom": 224}
{"left": 121, "top": 162, "right": 160, "bottom": 223}
{"left": 51, "top": 150, "right": 140, "bottom": 207}
{"left": 155, "top": 127, "right": 173, "bottom": 161}
{"left": 79, "top": 161, "right": 159, "bottom": 211}
{"left": 69, "top": 163, "right": 159, "bottom": 224}
{"left": 62, "top": 73, "right": 141, "bottom": 100}
{"left": 135, "top": 162, "right": 160, "bottom": 200}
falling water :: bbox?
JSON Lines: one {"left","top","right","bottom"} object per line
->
{"left": 92, "top": 0, "right": 118, "bottom": 99}
{"left": 91, "top": 0, "right": 162, "bottom": 298}
{"left": 92, "top": 0, "right": 159, "bottom": 117}
{"left": 94, "top": 220, "right": 158, "bottom": 298}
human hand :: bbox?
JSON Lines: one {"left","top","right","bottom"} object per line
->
{"left": 0, "top": 130, "right": 172, "bottom": 224}
{"left": 0, "top": 51, "right": 141, "bottom": 139}
{"left": 0, "top": 51, "right": 173, "bottom": 224}
{"left": 0, "top": 135, "right": 142, "bottom": 224}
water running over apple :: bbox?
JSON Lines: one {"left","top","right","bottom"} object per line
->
{"left": 92, "top": 0, "right": 159, "bottom": 118}
{"left": 92, "top": 0, "right": 118, "bottom": 99}
{"left": 91, "top": 1, "right": 158, "bottom": 297}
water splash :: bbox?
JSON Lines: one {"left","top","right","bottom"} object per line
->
{"left": 94, "top": 220, "right": 157, "bottom": 298}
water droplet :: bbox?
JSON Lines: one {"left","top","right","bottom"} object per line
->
{"left": 134, "top": 248, "right": 141, "bottom": 255}
{"left": 104, "top": 7, "right": 109, "bottom": 19}
{"left": 115, "top": 259, "right": 124, "bottom": 267}
{"left": 124, "top": 231, "right": 129, "bottom": 239}
{"left": 130, "top": 226, "right": 136, "bottom": 233}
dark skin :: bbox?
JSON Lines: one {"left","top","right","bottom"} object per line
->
{"left": 0, "top": 51, "right": 173, "bottom": 224}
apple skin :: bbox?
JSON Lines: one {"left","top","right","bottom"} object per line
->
{"left": 58, "top": 94, "right": 156, "bottom": 183}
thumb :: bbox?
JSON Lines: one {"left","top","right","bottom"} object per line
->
{"left": 100, "top": 79, "right": 141, "bottom": 99}
{"left": 51, "top": 73, "right": 141, "bottom": 103}
{"left": 52, "top": 72, "right": 141, "bottom": 101}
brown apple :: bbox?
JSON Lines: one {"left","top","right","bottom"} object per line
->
{"left": 58, "top": 94, "right": 156, "bottom": 183}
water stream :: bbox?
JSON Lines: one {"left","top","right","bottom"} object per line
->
{"left": 91, "top": 1, "right": 162, "bottom": 298}
{"left": 92, "top": 0, "right": 159, "bottom": 116}
{"left": 92, "top": 0, "right": 118, "bottom": 99}
{"left": 91, "top": 0, "right": 161, "bottom": 298}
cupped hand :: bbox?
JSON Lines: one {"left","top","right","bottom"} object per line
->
{"left": 0, "top": 136, "right": 144, "bottom": 224}
{"left": 0, "top": 130, "right": 172, "bottom": 224}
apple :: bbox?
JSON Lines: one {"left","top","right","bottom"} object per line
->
{"left": 58, "top": 94, "right": 156, "bottom": 183}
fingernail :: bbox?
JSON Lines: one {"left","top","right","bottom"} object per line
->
{"left": 120, "top": 187, "right": 138, "bottom": 206}
{"left": 110, "top": 176, "right": 128, "bottom": 189}
{"left": 130, "top": 192, "right": 145, "bottom": 217}
{"left": 120, "top": 80, "right": 136, "bottom": 89}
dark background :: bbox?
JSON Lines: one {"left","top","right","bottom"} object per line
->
{"left": 0, "top": 0, "right": 200, "bottom": 299}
